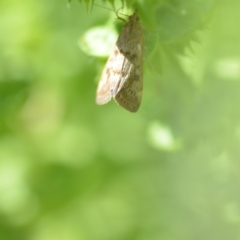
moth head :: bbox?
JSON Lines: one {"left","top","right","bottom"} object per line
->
{"left": 129, "top": 10, "right": 139, "bottom": 22}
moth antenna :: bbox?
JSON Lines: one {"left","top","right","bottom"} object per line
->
{"left": 93, "top": 3, "right": 128, "bottom": 22}
{"left": 115, "top": 8, "right": 128, "bottom": 22}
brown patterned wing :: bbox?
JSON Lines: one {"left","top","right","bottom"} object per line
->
{"left": 113, "top": 52, "right": 143, "bottom": 112}
{"left": 96, "top": 46, "right": 128, "bottom": 105}
{"left": 96, "top": 10, "right": 144, "bottom": 112}
{"left": 113, "top": 11, "right": 144, "bottom": 112}
{"left": 95, "top": 56, "right": 112, "bottom": 105}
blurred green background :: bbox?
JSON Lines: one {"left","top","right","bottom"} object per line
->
{"left": 1, "top": 0, "right": 240, "bottom": 239}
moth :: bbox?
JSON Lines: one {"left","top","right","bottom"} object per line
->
{"left": 96, "top": 10, "right": 144, "bottom": 112}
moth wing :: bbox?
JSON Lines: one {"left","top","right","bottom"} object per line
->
{"left": 96, "top": 10, "right": 144, "bottom": 112}
{"left": 108, "top": 52, "right": 128, "bottom": 94}
{"left": 113, "top": 53, "right": 143, "bottom": 112}
{"left": 96, "top": 56, "right": 112, "bottom": 105}
{"left": 96, "top": 46, "right": 128, "bottom": 105}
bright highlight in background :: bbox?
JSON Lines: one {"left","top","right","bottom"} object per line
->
{"left": 79, "top": 26, "right": 117, "bottom": 57}
{"left": 213, "top": 58, "right": 240, "bottom": 81}
{"left": 147, "top": 121, "right": 181, "bottom": 151}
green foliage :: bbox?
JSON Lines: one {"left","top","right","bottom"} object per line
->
{"left": 78, "top": 0, "right": 215, "bottom": 72}
{"left": 1, "top": 0, "right": 240, "bottom": 240}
